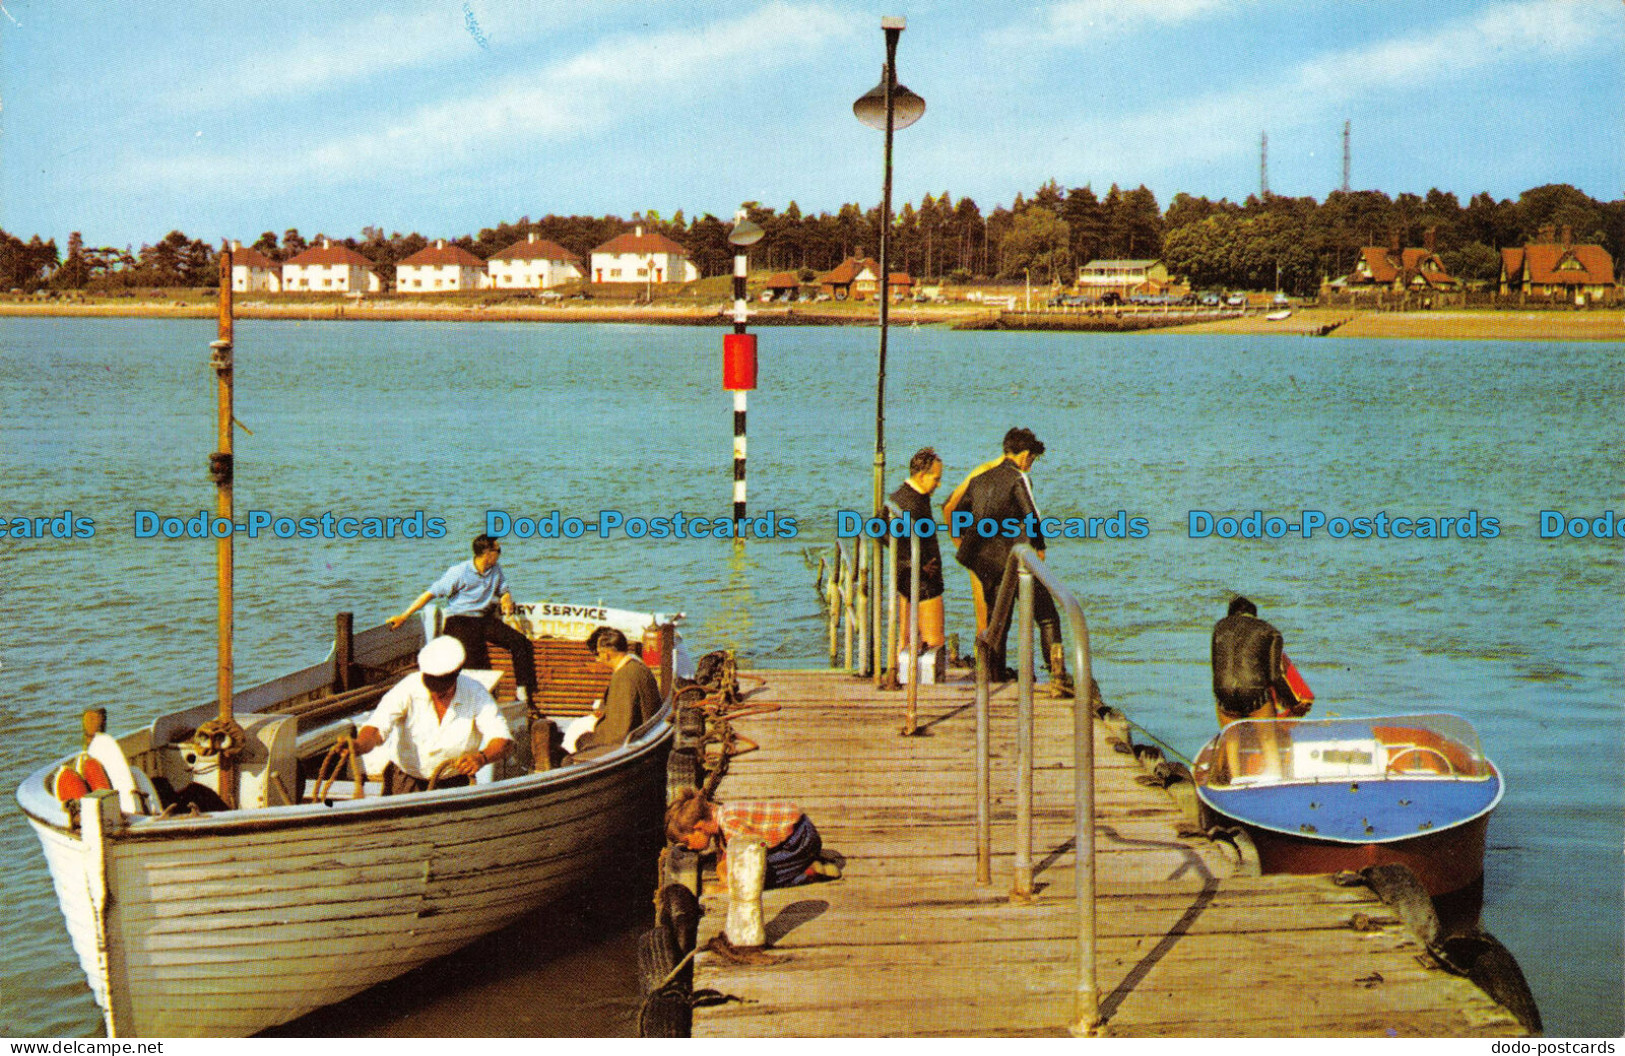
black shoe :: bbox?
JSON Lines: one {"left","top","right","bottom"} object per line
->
{"left": 1049, "top": 671, "right": 1075, "bottom": 697}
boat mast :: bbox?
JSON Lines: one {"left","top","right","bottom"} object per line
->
{"left": 199, "top": 243, "right": 244, "bottom": 807}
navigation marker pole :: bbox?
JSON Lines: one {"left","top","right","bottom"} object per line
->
{"left": 724, "top": 211, "right": 764, "bottom": 526}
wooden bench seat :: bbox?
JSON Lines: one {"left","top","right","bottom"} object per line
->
{"left": 486, "top": 635, "right": 611, "bottom": 717}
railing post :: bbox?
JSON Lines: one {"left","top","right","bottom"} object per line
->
{"left": 1070, "top": 622, "right": 1099, "bottom": 1035}
{"left": 856, "top": 541, "right": 869, "bottom": 676}
{"left": 974, "top": 633, "right": 991, "bottom": 886}
{"left": 886, "top": 530, "right": 899, "bottom": 686}
{"left": 902, "top": 531, "right": 921, "bottom": 735}
{"left": 1013, "top": 565, "right": 1035, "bottom": 901}
{"left": 871, "top": 536, "right": 885, "bottom": 686}
{"left": 827, "top": 545, "right": 841, "bottom": 665}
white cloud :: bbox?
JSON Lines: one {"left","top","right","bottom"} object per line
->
{"left": 158, "top": 0, "right": 628, "bottom": 111}
{"left": 1045, "top": 0, "right": 1236, "bottom": 35}
{"left": 124, "top": 2, "right": 856, "bottom": 194}
{"left": 1059, "top": 0, "right": 1619, "bottom": 170}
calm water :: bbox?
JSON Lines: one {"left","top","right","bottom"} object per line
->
{"left": 1, "top": 318, "right": 1620, "bottom": 1037}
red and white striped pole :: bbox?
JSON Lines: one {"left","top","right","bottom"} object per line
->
{"left": 724, "top": 211, "right": 764, "bottom": 523}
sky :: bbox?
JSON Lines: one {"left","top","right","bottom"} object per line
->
{"left": 2, "top": 0, "right": 1621, "bottom": 252}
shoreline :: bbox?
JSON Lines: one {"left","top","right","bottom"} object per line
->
{"left": 0, "top": 299, "right": 1618, "bottom": 341}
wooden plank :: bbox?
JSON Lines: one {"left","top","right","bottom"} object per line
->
{"left": 687, "top": 669, "right": 1527, "bottom": 1038}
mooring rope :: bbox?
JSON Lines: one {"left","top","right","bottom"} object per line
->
{"left": 1112, "top": 709, "right": 1196, "bottom": 768}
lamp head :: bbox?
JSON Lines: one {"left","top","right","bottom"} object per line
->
{"left": 729, "top": 211, "right": 765, "bottom": 247}
{"left": 853, "top": 70, "right": 926, "bottom": 131}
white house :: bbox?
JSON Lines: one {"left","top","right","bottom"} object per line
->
{"left": 281, "top": 238, "right": 381, "bottom": 294}
{"left": 487, "top": 233, "right": 583, "bottom": 291}
{"left": 228, "top": 241, "right": 281, "bottom": 293}
{"left": 396, "top": 240, "right": 486, "bottom": 292}
{"left": 1076, "top": 259, "right": 1169, "bottom": 298}
{"left": 589, "top": 226, "right": 699, "bottom": 285}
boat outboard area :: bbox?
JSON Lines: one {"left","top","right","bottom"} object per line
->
{"left": 15, "top": 600, "right": 690, "bottom": 1038}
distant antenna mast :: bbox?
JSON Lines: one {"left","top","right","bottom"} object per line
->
{"left": 1260, "top": 131, "right": 1269, "bottom": 198}
{"left": 1342, "top": 120, "right": 1351, "bottom": 193}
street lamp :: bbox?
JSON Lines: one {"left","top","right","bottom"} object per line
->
{"left": 854, "top": 15, "right": 925, "bottom": 681}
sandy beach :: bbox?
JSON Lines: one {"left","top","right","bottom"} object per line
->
{"left": 1, "top": 296, "right": 1619, "bottom": 341}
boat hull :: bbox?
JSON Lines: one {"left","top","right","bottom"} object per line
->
{"left": 23, "top": 728, "right": 670, "bottom": 1038}
{"left": 1205, "top": 804, "right": 1490, "bottom": 897}
{"left": 1192, "top": 714, "right": 1502, "bottom": 921}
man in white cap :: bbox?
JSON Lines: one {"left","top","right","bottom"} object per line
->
{"left": 353, "top": 635, "right": 513, "bottom": 795}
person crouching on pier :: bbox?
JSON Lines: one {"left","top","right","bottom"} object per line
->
{"left": 665, "top": 788, "right": 841, "bottom": 887}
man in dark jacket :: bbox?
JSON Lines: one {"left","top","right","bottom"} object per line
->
{"left": 1210, "top": 595, "right": 1296, "bottom": 725}
{"left": 573, "top": 626, "right": 662, "bottom": 756}
{"left": 1210, "top": 596, "right": 1308, "bottom": 781}
{"left": 954, "top": 428, "right": 1070, "bottom": 692}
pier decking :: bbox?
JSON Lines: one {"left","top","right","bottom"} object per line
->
{"left": 688, "top": 669, "right": 1528, "bottom": 1037}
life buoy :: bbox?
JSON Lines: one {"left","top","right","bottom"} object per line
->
{"left": 49, "top": 751, "right": 114, "bottom": 805}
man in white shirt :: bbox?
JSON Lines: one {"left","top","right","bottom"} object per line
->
{"left": 354, "top": 636, "right": 513, "bottom": 794}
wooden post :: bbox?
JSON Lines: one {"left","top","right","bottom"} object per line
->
{"left": 659, "top": 622, "right": 676, "bottom": 701}
{"left": 211, "top": 243, "right": 239, "bottom": 808}
{"left": 333, "top": 611, "right": 354, "bottom": 693}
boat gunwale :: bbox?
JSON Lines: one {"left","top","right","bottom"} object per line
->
{"left": 18, "top": 699, "right": 673, "bottom": 840}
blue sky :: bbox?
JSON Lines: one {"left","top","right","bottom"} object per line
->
{"left": 3, "top": 0, "right": 1620, "bottom": 251}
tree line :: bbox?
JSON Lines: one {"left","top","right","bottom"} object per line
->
{"left": 4, "top": 182, "right": 1619, "bottom": 297}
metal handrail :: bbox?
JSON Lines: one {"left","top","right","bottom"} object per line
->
{"left": 972, "top": 543, "right": 1098, "bottom": 1035}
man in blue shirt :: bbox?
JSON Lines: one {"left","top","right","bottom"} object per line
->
{"left": 389, "top": 534, "right": 538, "bottom": 710}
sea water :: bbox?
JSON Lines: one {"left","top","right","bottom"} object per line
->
{"left": 1, "top": 317, "right": 1619, "bottom": 1036}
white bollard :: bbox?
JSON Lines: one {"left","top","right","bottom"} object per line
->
{"left": 725, "top": 837, "right": 767, "bottom": 948}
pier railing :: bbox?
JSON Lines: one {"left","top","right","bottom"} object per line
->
{"left": 826, "top": 538, "right": 867, "bottom": 674}
{"left": 826, "top": 512, "right": 928, "bottom": 734}
{"left": 975, "top": 544, "right": 1098, "bottom": 1035}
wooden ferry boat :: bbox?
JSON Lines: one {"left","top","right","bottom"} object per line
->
{"left": 17, "top": 603, "right": 688, "bottom": 1037}
{"left": 1192, "top": 713, "right": 1503, "bottom": 906}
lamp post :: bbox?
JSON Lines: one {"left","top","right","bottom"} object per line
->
{"left": 855, "top": 15, "right": 925, "bottom": 680}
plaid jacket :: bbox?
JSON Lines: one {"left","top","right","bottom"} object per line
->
{"left": 716, "top": 800, "right": 804, "bottom": 849}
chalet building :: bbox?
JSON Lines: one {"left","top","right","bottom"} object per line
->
{"left": 228, "top": 241, "right": 280, "bottom": 293}
{"left": 1500, "top": 225, "right": 1617, "bottom": 304}
{"left": 589, "top": 227, "right": 699, "bottom": 285}
{"left": 1076, "top": 259, "right": 1170, "bottom": 298}
{"left": 818, "top": 256, "right": 913, "bottom": 301}
{"left": 396, "top": 240, "right": 486, "bottom": 293}
{"left": 763, "top": 272, "right": 802, "bottom": 301}
{"left": 487, "top": 233, "right": 583, "bottom": 290}
{"left": 281, "top": 238, "right": 381, "bottom": 294}
{"left": 1348, "top": 231, "right": 1459, "bottom": 292}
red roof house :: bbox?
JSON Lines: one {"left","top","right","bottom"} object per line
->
{"left": 818, "top": 256, "right": 914, "bottom": 301}
{"left": 1349, "top": 231, "right": 1459, "bottom": 291}
{"left": 1501, "top": 226, "right": 1616, "bottom": 302}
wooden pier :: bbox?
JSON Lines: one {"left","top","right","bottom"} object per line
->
{"left": 687, "top": 669, "right": 1529, "bottom": 1038}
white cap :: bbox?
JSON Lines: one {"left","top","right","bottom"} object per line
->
{"left": 418, "top": 635, "right": 466, "bottom": 677}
